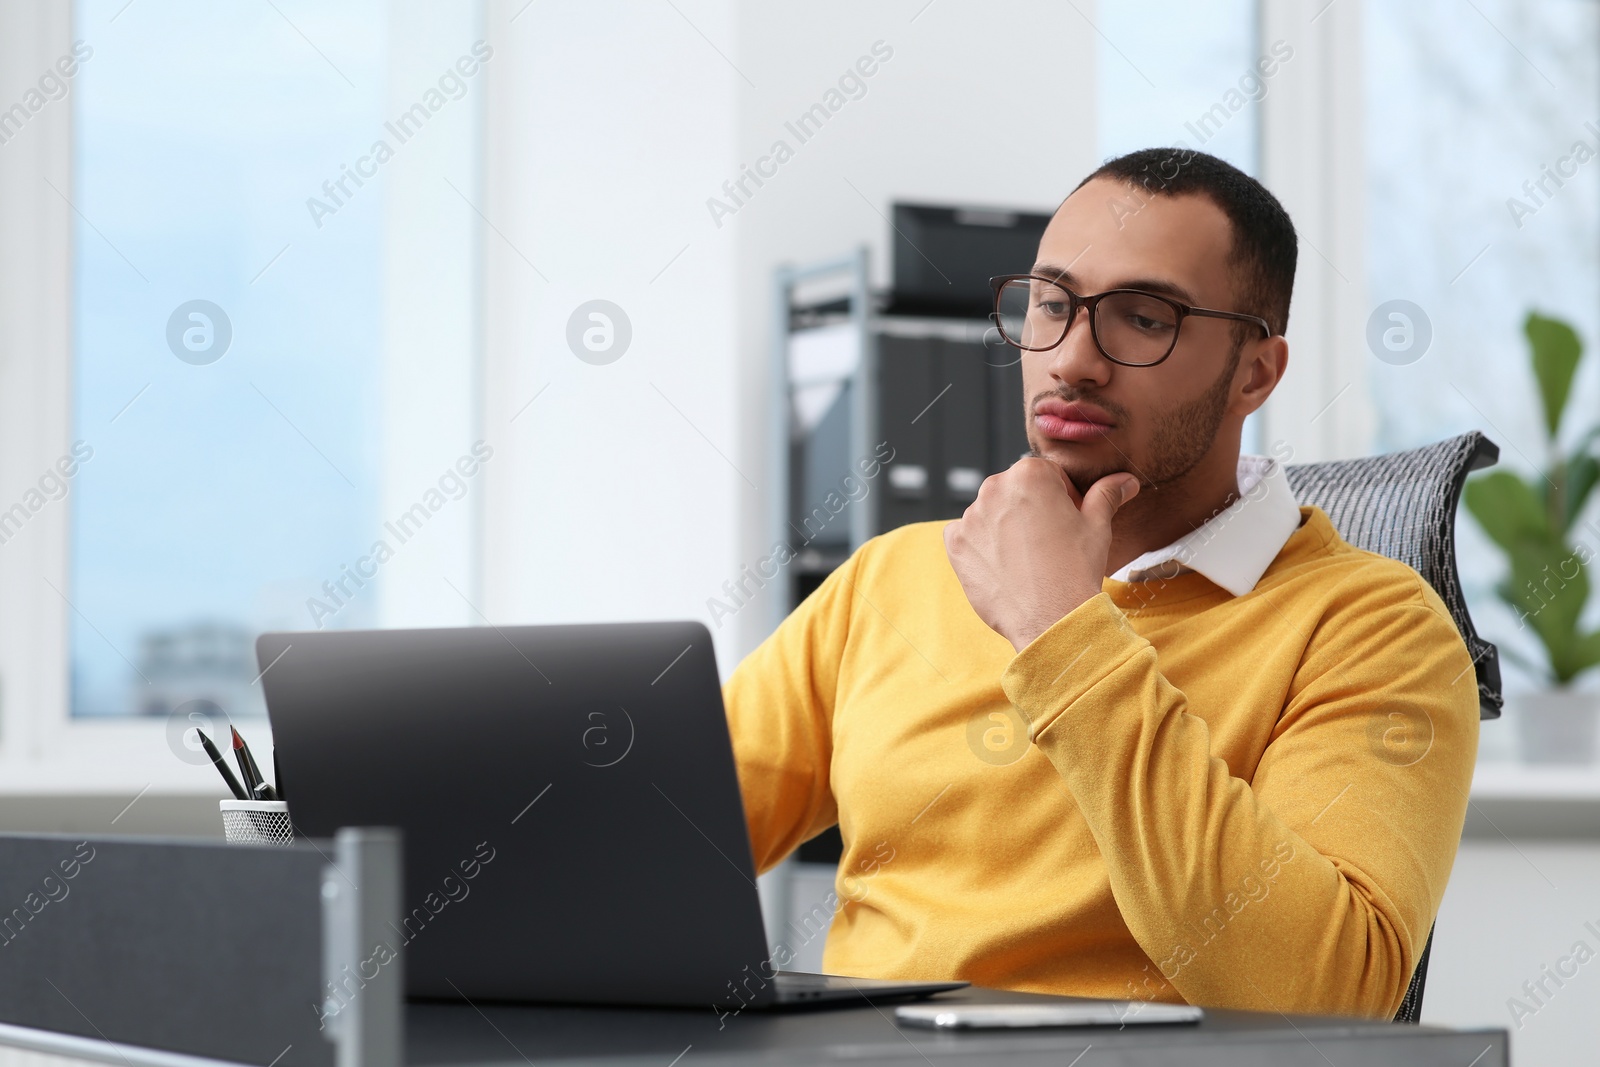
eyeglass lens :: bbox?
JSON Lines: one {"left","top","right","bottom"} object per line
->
{"left": 995, "top": 277, "right": 1179, "bottom": 365}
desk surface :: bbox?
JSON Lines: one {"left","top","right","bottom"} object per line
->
{"left": 405, "top": 985, "right": 1510, "bottom": 1067}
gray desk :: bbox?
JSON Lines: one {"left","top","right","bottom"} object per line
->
{"left": 405, "top": 986, "right": 1509, "bottom": 1067}
{"left": 0, "top": 832, "right": 1510, "bottom": 1067}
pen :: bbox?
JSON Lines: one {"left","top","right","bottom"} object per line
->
{"left": 231, "top": 726, "right": 263, "bottom": 796}
{"left": 195, "top": 728, "right": 248, "bottom": 800}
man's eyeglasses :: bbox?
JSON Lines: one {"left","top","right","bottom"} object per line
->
{"left": 989, "top": 274, "right": 1273, "bottom": 368}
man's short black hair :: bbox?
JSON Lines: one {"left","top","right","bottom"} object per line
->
{"left": 1072, "top": 147, "right": 1297, "bottom": 338}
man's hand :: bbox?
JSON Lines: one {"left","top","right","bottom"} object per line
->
{"left": 943, "top": 458, "right": 1140, "bottom": 653}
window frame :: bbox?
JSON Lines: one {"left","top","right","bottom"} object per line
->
{"left": 1256, "top": 0, "right": 1374, "bottom": 464}
{"left": 0, "top": 1, "right": 486, "bottom": 794}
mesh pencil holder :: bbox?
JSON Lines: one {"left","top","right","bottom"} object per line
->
{"left": 220, "top": 800, "right": 294, "bottom": 846}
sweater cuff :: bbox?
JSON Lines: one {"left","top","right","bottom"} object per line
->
{"left": 999, "top": 592, "right": 1146, "bottom": 736}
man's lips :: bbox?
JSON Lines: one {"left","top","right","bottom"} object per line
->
{"left": 1033, "top": 399, "right": 1115, "bottom": 441}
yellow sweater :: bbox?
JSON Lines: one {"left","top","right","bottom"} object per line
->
{"left": 722, "top": 506, "right": 1479, "bottom": 1018}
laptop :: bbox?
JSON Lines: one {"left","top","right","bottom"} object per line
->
{"left": 257, "top": 619, "right": 966, "bottom": 1009}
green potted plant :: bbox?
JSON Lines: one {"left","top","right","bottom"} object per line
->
{"left": 1463, "top": 311, "right": 1600, "bottom": 763}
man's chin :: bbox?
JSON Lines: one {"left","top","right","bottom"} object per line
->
{"left": 1026, "top": 441, "right": 1127, "bottom": 496}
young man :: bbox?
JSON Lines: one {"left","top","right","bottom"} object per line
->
{"left": 722, "top": 148, "right": 1478, "bottom": 1019}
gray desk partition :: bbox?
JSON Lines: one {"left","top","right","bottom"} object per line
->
{"left": 0, "top": 829, "right": 400, "bottom": 1067}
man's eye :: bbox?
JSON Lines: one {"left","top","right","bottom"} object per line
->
{"left": 1128, "top": 313, "right": 1173, "bottom": 333}
{"left": 1036, "top": 300, "right": 1070, "bottom": 317}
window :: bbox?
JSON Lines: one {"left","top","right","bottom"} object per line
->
{"left": 1364, "top": 0, "right": 1600, "bottom": 724}
{"left": 66, "top": 0, "right": 484, "bottom": 721}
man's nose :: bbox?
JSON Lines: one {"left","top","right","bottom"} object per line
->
{"left": 1043, "top": 307, "right": 1112, "bottom": 388}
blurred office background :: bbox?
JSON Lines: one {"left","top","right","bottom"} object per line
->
{"left": 0, "top": 0, "right": 1596, "bottom": 1058}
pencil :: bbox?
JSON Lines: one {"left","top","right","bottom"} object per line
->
{"left": 231, "top": 727, "right": 262, "bottom": 796}
{"left": 196, "top": 728, "right": 248, "bottom": 800}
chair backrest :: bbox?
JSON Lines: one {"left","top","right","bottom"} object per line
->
{"left": 1284, "top": 430, "right": 1504, "bottom": 720}
{"left": 1282, "top": 430, "right": 1503, "bottom": 1024}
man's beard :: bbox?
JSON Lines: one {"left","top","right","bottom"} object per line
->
{"left": 1031, "top": 344, "right": 1241, "bottom": 496}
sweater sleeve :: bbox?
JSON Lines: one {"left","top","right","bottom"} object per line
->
{"left": 720, "top": 549, "right": 861, "bottom": 875}
{"left": 1000, "top": 568, "right": 1480, "bottom": 1018}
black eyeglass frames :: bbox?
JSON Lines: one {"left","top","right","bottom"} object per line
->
{"left": 989, "top": 274, "right": 1272, "bottom": 367}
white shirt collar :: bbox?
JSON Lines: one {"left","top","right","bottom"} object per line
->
{"left": 1108, "top": 455, "right": 1302, "bottom": 597}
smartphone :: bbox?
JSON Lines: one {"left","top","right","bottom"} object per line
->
{"left": 894, "top": 1000, "right": 1203, "bottom": 1030}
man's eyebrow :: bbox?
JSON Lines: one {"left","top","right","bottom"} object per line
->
{"left": 1031, "top": 263, "right": 1076, "bottom": 284}
{"left": 1030, "top": 264, "right": 1197, "bottom": 305}
{"left": 1117, "top": 277, "right": 1197, "bottom": 304}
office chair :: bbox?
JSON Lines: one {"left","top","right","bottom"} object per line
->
{"left": 1284, "top": 429, "right": 1504, "bottom": 1024}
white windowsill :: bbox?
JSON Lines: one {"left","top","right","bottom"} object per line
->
{"left": 1465, "top": 760, "right": 1600, "bottom": 840}
{"left": 1471, "top": 761, "right": 1600, "bottom": 800}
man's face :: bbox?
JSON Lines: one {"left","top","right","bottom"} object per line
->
{"left": 1021, "top": 177, "right": 1252, "bottom": 496}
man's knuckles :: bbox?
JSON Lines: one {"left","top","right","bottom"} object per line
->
{"left": 977, "top": 459, "right": 1051, "bottom": 500}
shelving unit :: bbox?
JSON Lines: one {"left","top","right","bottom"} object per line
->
{"left": 769, "top": 247, "right": 1029, "bottom": 630}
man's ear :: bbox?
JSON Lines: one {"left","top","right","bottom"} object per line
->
{"left": 1234, "top": 336, "right": 1288, "bottom": 417}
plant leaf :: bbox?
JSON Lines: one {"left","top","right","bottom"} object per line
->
{"left": 1526, "top": 311, "right": 1583, "bottom": 439}
{"left": 1495, "top": 641, "right": 1554, "bottom": 686}
{"left": 1567, "top": 454, "right": 1600, "bottom": 532}
{"left": 1464, "top": 470, "right": 1551, "bottom": 553}
{"left": 1499, "top": 537, "right": 1589, "bottom": 683}
{"left": 1571, "top": 629, "right": 1600, "bottom": 679}
{"left": 1566, "top": 425, "right": 1600, "bottom": 527}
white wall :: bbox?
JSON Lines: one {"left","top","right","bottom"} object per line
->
{"left": 480, "top": 0, "right": 1098, "bottom": 672}
{"left": 1430, "top": 840, "right": 1600, "bottom": 1066}
{"left": 481, "top": 0, "right": 744, "bottom": 670}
